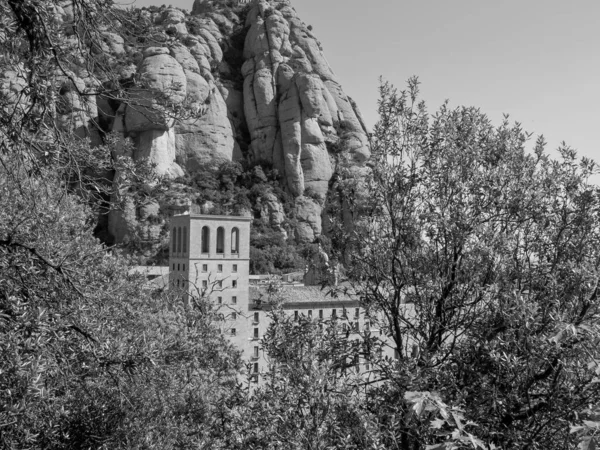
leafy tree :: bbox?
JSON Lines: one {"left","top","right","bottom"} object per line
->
{"left": 0, "top": 159, "right": 242, "bottom": 449}
{"left": 339, "top": 78, "right": 600, "bottom": 449}
{"left": 226, "top": 307, "right": 384, "bottom": 450}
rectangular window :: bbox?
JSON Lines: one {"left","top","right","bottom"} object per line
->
{"left": 307, "top": 310, "right": 313, "bottom": 319}
{"left": 231, "top": 328, "right": 236, "bottom": 336}
{"left": 354, "top": 308, "right": 360, "bottom": 319}
{"left": 233, "top": 264, "right": 238, "bottom": 273}
{"left": 217, "top": 264, "right": 223, "bottom": 273}
{"left": 253, "top": 328, "right": 259, "bottom": 339}
{"left": 177, "top": 263, "right": 180, "bottom": 271}
{"left": 232, "top": 296, "right": 237, "bottom": 304}
{"left": 342, "top": 308, "right": 347, "bottom": 319}
{"left": 231, "top": 312, "right": 237, "bottom": 320}
{"left": 202, "top": 264, "right": 207, "bottom": 272}
{"left": 342, "top": 323, "right": 347, "bottom": 332}
{"left": 218, "top": 280, "right": 223, "bottom": 288}
{"left": 202, "top": 280, "right": 208, "bottom": 288}
{"left": 294, "top": 311, "right": 299, "bottom": 321}
{"left": 253, "top": 346, "right": 259, "bottom": 359}
{"left": 331, "top": 309, "right": 337, "bottom": 319}
{"left": 254, "top": 312, "right": 259, "bottom": 323}
{"left": 253, "top": 362, "right": 259, "bottom": 373}
{"left": 319, "top": 310, "right": 323, "bottom": 319}
{"left": 217, "top": 296, "right": 222, "bottom": 304}
{"left": 172, "top": 263, "right": 175, "bottom": 270}
{"left": 232, "top": 280, "right": 237, "bottom": 288}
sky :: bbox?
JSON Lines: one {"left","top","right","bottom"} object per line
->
{"left": 131, "top": 0, "right": 600, "bottom": 163}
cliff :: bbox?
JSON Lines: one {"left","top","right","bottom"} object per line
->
{"left": 2, "top": 0, "right": 370, "bottom": 268}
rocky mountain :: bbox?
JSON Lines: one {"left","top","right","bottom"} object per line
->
{"left": 4, "top": 0, "right": 371, "bottom": 269}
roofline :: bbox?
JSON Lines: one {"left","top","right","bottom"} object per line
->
{"left": 172, "top": 213, "right": 252, "bottom": 222}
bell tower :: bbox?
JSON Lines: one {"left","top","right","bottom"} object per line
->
{"left": 169, "top": 213, "right": 254, "bottom": 357}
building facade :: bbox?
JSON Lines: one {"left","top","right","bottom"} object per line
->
{"left": 168, "top": 213, "right": 395, "bottom": 382}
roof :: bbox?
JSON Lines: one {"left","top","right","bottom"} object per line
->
{"left": 129, "top": 266, "right": 169, "bottom": 277}
{"left": 250, "top": 284, "right": 359, "bottom": 310}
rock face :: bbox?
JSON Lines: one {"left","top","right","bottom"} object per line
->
{"left": 243, "top": 1, "right": 369, "bottom": 205}
{"left": 32, "top": 0, "right": 370, "bottom": 247}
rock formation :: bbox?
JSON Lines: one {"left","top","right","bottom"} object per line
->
{"left": 1, "top": 0, "right": 371, "bottom": 257}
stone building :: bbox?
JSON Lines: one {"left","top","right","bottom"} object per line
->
{"left": 168, "top": 213, "right": 394, "bottom": 382}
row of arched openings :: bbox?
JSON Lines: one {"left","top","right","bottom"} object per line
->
{"left": 201, "top": 226, "right": 239, "bottom": 254}
{"left": 172, "top": 226, "right": 239, "bottom": 254}
{"left": 172, "top": 227, "right": 188, "bottom": 254}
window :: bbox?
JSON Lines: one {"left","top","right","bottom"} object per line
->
{"left": 354, "top": 308, "right": 360, "bottom": 319}
{"left": 231, "top": 312, "right": 237, "bottom": 320}
{"left": 177, "top": 264, "right": 180, "bottom": 271}
{"left": 183, "top": 264, "right": 185, "bottom": 271}
{"left": 217, "top": 264, "right": 223, "bottom": 273}
{"left": 331, "top": 309, "right": 337, "bottom": 319}
{"left": 253, "top": 328, "right": 259, "bottom": 339}
{"left": 294, "top": 311, "right": 299, "bottom": 321}
{"left": 253, "top": 312, "right": 259, "bottom": 323}
{"left": 182, "top": 227, "right": 187, "bottom": 253}
{"left": 202, "top": 264, "right": 207, "bottom": 272}
{"left": 176, "top": 279, "right": 180, "bottom": 287}
{"left": 232, "top": 280, "right": 237, "bottom": 288}
{"left": 342, "top": 308, "right": 347, "bottom": 319}
{"left": 202, "top": 280, "right": 208, "bottom": 288}
{"left": 216, "top": 227, "right": 224, "bottom": 254}
{"left": 172, "top": 228, "right": 177, "bottom": 253}
{"left": 217, "top": 296, "right": 222, "bottom": 304}
{"left": 201, "top": 226, "right": 210, "bottom": 253}
{"left": 308, "top": 310, "right": 313, "bottom": 319}
{"left": 319, "top": 310, "right": 323, "bottom": 319}
{"left": 253, "top": 362, "right": 259, "bottom": 373}
{"left": 231, "top": 328, "right": 236, "bottom": 336}
{"left": 232, "top": 296, "right": 237, "bottom": 304}
{"left": 253, "top": 346, "right": 259, "bottom": 358}
{"left": 177, "top": 227, "right": 182, "bottom": 253}
{"left": 172, "top": 263, "right": 175, "bottom": 270}
{"left": 342, "top": 323, "right": 347, "bottom": 332}
{"left": 231, "top": 227, "right": 239, "bottom": 254}
{"left": 232, "top": 264, "right": 237, "bottom": 273}
{"left": 217, "top": 280, "right": 223, "bottom": 288}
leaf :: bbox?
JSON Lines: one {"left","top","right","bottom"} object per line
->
{"left": 452, "top": 411, "right": 465, "bottom": 431}
{"left": 580, "top": 437, "right": 597, "bottom": 450}
{"left": 583, "top": 420, "right": 600, "bottom": 429}
{"left": 431, "top": 418, "right": 446, "bottom": 429}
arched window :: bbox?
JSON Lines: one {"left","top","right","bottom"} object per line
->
{"left": 177, "top": 227, "right": 182, "bottom": 253}
{"left": 182, "top": 227, "right": 187, "bottom": 254}
{"left": 231, "top": 227, "right": 239, "bottom": 254}
{"left": 216, "top": 227, "right": 224, "bottom": 254}
{"left": 172, "top": 228, "right": 177, "bottom": 253}
{"left": 201, "top": 226, "right": 210, "bottom": 253}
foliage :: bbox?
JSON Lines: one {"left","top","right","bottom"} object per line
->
{"left": 0, "top": 158, "right": 242, "bottom": 448}
{"left": 225, "top": 309, "right": 385, "bottom": 450}
{"left": 338, "top": 77, "right": 600, "bottom": 449}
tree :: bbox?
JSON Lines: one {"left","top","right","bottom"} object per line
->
{"left": 0, "top": 160, "right": 242, "bottom": 449}
{"left": 225, "top": 305, "right": 385, "bottom": 450}
{"left": 340, "top": 78, "right": 600, "bottom": 449}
